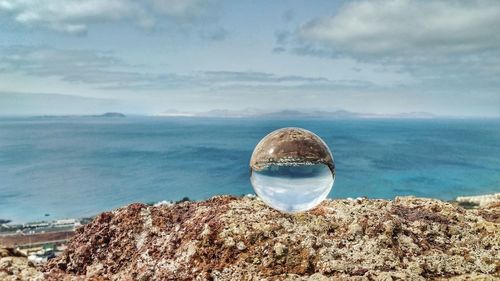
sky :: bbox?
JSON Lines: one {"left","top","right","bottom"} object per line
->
{"left": 1, "top": 0, "right": 500, "bottom": 116}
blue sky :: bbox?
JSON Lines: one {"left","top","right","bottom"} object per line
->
{"left": 1, "top": 0, "right": 500, "bottom": 116}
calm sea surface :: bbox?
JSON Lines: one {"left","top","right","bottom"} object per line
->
{"left": 1, "top": 116, "right": 500, "bottom": 223}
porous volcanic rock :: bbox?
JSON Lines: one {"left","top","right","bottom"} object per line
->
{"left": 0, "top": 247, "right": 43, "bottom": 281}
{"left": 42, "top": 196, "right": 499, "bottom": 280}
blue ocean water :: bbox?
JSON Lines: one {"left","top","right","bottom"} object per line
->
{"left": 1, "top": 116, "right": 500, "bottom": 223}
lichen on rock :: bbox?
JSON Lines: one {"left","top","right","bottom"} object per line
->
{"left": 41, "top": 196, "right": 499, "bottom": 280}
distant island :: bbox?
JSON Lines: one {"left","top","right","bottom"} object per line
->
{"left": 156, "top": 109, "right": 436, "bottom": 119}
{"left": 92, "top": 112, "right": 126, "bottom": 118}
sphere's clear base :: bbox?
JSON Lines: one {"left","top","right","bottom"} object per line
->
{"left": 251, "top": 164, "right": 334, "bottom": 212}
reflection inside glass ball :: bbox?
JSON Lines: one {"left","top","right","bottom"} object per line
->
{"left": 250, "top": 128, "right": 335, "bottom": 212}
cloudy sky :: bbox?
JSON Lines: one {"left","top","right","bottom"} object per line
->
{"left": 1, "top": 0, "right": 500, "bottom": 116}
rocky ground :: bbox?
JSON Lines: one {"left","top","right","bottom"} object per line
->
{"left": 2, "top": 195, "right": 497, "bottom": 280}
{"left": 0, "top": 247, "right": 42, "bottom": 280}
{"left": 35, "top": 195, "right": 498, "bottom": 280}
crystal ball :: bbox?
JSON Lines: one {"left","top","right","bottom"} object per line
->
{"left": 250, "top": 128, "right": 335, "bottom": 212}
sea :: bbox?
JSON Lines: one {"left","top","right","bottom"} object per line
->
{"left": 1, "top": 116, "right": 500, "bottom": 223}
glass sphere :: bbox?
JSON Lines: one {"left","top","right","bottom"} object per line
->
{"left": 250, "top": 128, "right": 335, "bottom": 212}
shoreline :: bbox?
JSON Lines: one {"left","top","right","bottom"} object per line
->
{"left": 453, "top": 193, "right": 500, "bottom": 208}
{"left": 1, "top": 192, "right": 499, "bottom": 227}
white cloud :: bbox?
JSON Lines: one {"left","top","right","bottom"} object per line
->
{"left": 0, "top": 0, "right": 218, "bottom": 34}
{"left": 274, "top": 0, "right": 500, "bottom": 93}
{"left": 0, "top": 46, "right": 361, "bottom": 91}
{"left": 296, "top": 0, "right": 500, "bottom": 57}
{"left": 149, "top": 0, "right": 216, "bottom": 20}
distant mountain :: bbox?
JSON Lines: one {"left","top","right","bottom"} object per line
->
{"left": 261, "top": 109, "right": 360, "bottom": 118}
{"left": 202, "top": 108, "right": 262, "bottom": 118}
{"left": 156, "top": 109, "right": 436, "bottom": 119}
{"left": 156, "top": 109, "right": 196, "bottom": 117}
{"left": 157, "top": 108, "right": 260, "bottom": 118}
{"left": 260, "top": 110, "right": 311, "bottom": 118}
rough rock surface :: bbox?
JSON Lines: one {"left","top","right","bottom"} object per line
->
{"left": 42, "top": 196, "right": 499, "bottom": 280}
{"left": 0, "top": 247, "right": 43, "bottom": 281}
